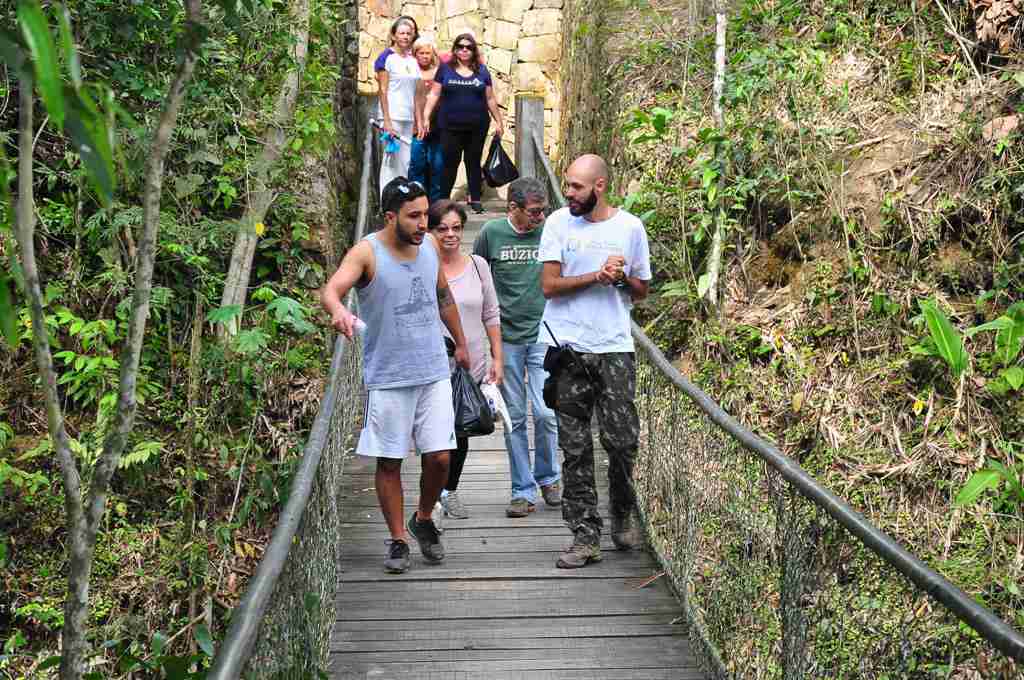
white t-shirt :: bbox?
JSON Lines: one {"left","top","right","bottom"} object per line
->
{"left": 376, "top": 49, "right": 419, "bottom": 122}
{"left": 537, "top": 207, "right": 652, "bottom": 353}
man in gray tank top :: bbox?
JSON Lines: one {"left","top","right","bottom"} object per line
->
{"left": 321, "top": 177, "right": 470, "bottom": 574}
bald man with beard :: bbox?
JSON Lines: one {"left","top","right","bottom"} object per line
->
{"left": 537, "top": 154, "right": 652, "bottom": 569}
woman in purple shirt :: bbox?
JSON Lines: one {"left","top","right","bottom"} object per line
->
{"left": 422, "top": 34, "right": 505, "bottom": 215}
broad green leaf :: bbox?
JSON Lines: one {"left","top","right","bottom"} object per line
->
{"left": 65, "top": 89, "right": 115, "bottom": 205}
{"left": 18, "top": 0, "right": 64, "bottom": 128}
{"left": 697, "top": 272, "right": 712, "bottom": 298}
{"left": 193, "top": 624, "right": 214, "bottom": 657}
{"left": 701, "top": 166, "right": 717, "bottom": 189}
{"left": 151, "top": 631, "right": 168, "bottom": 656}
{"left": 0, "top": 28, "right": 27, "bottom": 76}
{"left": 954, "top": 469, "right": 1000, "bottom": 506}
{"left": 206, "top": 305, "right": 243, "bottom": 325}
{"left": 964, "top": 316, "right": 1012, "bottom": 338}
{"left": 251, "top": 286, "right": 277, "bottom": 303}
{"left": 55, "top": 4, "right": 81, "bottom": 88}
{"left": 37, "top": 655, "right": 62, "bottom": 670}
{"left": 0, "top": 275, "right": 19, "bottom": 347}
{"left": 995, "top": 303, "right": 1024, "bottom": 367}
{"left": 234, "top": 328, "right": 269, "bottom": 355}
{"left": 921, "top": 300, "right": 967, "bottom": 377}
{"left": 1003, "top": 366, "right": 1024, "bottom": 391}
{"left": 158, "top": 655, "right": 191, "bottom": 680}
{"left": 266, "top": 296, "right": 310, "bottom": 332}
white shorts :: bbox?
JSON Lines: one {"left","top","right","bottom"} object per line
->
{"left": 356, "top": 379, "right": 457, "bottom": 459}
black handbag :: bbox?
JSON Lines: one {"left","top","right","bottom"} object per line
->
{"left": 482, "top": 135, "right": 519, "bottom": 188}
{"left": 451, "top": 365, "right": 495, "bottom": 437}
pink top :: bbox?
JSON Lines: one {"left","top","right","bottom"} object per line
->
{"left": 446, "top": 254, "right": 500, "bottom": 382}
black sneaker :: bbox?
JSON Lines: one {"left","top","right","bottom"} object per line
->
{"left": 384, "top": 539, "right": 411, "bottom": 573}
{"left": 407, "top": 512, "right": 445, "bottom": 563}
{"left": 469, "top": 201, "right": 485, "bottom": 214}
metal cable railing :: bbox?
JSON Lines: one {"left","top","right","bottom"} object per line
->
{"left": 529, "top": 135, "right": 1023, "bottom": 677}
{"left": 205, "top": 101, "right": 1023, "bottom": 678}
{"left": 206, "top": 117, "right": 376, "bottom": 679}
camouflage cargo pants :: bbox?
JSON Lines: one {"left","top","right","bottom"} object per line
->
{"left": 552, "top": 351, "right": 639, "bottom": 545}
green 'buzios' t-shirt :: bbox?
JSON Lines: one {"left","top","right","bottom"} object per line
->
{"left": 473, "top": 218, "right": 546, "bottom": 345}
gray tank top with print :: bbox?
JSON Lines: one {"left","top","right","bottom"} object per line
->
{"left": 357, "top": 233, "right": 449, "bottom": 390}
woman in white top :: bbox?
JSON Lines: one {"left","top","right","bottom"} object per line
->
{"left": 375, "top": 16, "right": 420, "bottom": 192}
{"left": 428, "top": 199, "right": 503, "bottom": 519}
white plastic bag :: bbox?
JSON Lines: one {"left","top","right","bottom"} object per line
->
{"left": 479, "top": 382, "right": 511, "bottom": 431}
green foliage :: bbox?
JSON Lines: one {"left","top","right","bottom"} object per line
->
{"left": 0, "top": 455, "right": 50, "bottom": 499}
{"left": 911, "top": 300, "right": 1024, "bottom": 396}
{"left": 955, "top": 443, "right": 1024, "bottom": 515}
{"left": 1, "top": 0, "right": 342, "bottom": 673}
{"left": 915, "top": 300, "right": 968, "bottom": 378}
{"left": 0, "top": 421, "right": 13, "bottom": 451}
{"left": 622, "top": 106, "right": 676, "bottom": 145}
{"left": 17, "top": 0, "right": 63, "bottom": 127}
{"left": 3, "top": 1, "right": 117, "bottom": 203}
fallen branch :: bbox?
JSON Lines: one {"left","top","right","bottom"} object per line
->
{"left": 932, "top": 0, "right": 984, "bottom": 85}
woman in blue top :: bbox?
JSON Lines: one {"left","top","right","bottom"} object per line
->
{"left": 422, "top": 33, "right": 505, "bottom": 214}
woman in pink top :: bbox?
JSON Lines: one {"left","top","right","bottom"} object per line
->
{"left": 428, "top": 200, "right": 503, "bottom": 519}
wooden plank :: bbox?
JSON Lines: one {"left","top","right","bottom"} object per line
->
{"left": 332, "top": 631, "right": 685, "bottom": 654}
{"left": 336, "top": 595, "right": 680, "bottom": 620}
{"left": 339, "top": 525, "right": 571, "bottom": 540}
{"left": 332, "top": 669, "right": 702, "bottom": 680}
{"left": 340, "top": 534, "right": 626, "bottom": 556}
{"left": 340, "top": 550, "right": 659, "bottom": 582}
{"left": 330, "top": 436, "right": 704, "bottom": 679}
{"left": 338, "top": 578, "right": 677, "bottom": 599}
{"left": 330, "top": 657, "right": 702, "bottom": 676}
{"left": 332, "top": 639, "right": 693, "bottom": 664}
{"left": 332, "top": 614, "right": 682, "bottom": 640}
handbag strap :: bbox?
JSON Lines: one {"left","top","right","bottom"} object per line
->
{"left": 469, "top": 254, "right": 484, "bottom": 283}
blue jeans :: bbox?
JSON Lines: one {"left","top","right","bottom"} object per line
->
{"left": 500, "top": 342, "right": 560, "bottom": 502}
{"left": 409, "top": 135, "right": 444, "bottom": 203}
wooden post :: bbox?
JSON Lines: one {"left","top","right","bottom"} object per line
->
{"left": 515, "top": 95, "right": 545, "bottom": 181}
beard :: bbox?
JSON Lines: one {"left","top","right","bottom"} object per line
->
{"left": 568, "top": 188, "right": 598, "bottom": 217}
{"left": 395, "top": 220, "right": 425, "bottom": 245}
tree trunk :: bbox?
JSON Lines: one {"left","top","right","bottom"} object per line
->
{"left": 13, "top": 77, "right": 88, "bottom": 680}
{"left": 219, "top": 0, "right": 312, "bottom": 336}
{"left": 704, "top": 0, "right": 728, "bottom": 309}
{"left": 8, "top": 3, "right": 203, "bottom": 677}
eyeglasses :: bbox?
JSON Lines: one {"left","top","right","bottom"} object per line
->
{"left": 514, "top": 204, "right": 548, "bottom": 217}
{"left": 433, "top": 224, "right": 464, "bottom": 233}
{"left": 455, "top": 44, "right": 474, "bottom": 51}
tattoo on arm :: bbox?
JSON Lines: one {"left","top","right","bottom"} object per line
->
{"left": 437, "top": 284, "right": 455, "bottom": 309}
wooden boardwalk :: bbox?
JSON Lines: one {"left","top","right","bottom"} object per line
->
{"left": 329, "top": 207, "right": 704, "bottom": 678}
{"left": 330, "top": 429, "right": 704, "bottom": 679}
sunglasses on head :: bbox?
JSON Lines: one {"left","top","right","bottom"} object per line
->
{"left": 393, "top": 179, "right": 425, "bottom": 193}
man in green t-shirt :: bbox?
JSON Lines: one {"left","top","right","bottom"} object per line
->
{"left": 473, "top": 177, "right": 561, "bottom": 517}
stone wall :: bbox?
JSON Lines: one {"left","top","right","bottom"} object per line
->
{"left": 357, "top": 0, "right": 565, "bottom": 160}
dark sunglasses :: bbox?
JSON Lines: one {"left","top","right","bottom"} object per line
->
{"left": 455, "top": 43, "right": 475, "bottom": 51}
